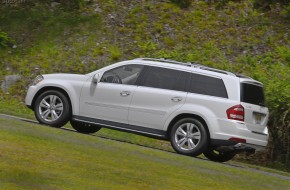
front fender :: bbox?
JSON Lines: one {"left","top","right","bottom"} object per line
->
{"left": 29, "top": 80, "right": 84, "bottom": 115}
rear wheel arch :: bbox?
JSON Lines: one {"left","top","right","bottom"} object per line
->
{"left": 166, "top": 113, "right": 211, "bottom": 140}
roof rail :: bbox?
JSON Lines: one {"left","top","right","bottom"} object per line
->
{"left": 235, "top": 73, "right": 253, "bottom": 79}
{"left": 136, "top": 58, "right": 191, "bottom": 67}
{"left": 135, "top": 58, "right": 236, "bottom": 76}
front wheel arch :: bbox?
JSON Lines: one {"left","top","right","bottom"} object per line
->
{"left": 34, "top": 89, "right": 72, "bottom": 127}
{"left": 32, "top": 87, "right": 72, "bottom": 114}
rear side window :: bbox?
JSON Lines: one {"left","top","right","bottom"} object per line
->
{"left": 141, "top": 66, "right": 188, "bottom": 91}
{"left": 241, "top": 83, "right": 265, "bottom": 106}
{"left": 188, "top": 73, "right": 228, "bottom": 98}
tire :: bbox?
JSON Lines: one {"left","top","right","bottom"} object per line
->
{"left": 34, "top": 90, "right": 71, "bottom": 128}
{"left": 170, "top": 118, "right": 209, "bottom": 157}
{"left": 70, "top": 120, "right": 102, "bottom": 134}
{"left": 203, "top": 148, "right": 235, "bottom": 162}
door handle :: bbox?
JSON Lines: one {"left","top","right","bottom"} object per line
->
{"left": 171, "top": 97, "right": 183, "bottom": 102}
{"left": 120, "top": 91, "right": 131, "bottom": 97}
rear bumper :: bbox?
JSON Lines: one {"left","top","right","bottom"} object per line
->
{"left": 211, "top": 139, "right": 266, "bottom": 151}
{"left": 211, "top": 118, "right": 268, "bottom": 148}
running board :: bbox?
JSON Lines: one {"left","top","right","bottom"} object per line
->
{"left": 72, "top": 115, "right": 167, "bottom": 139}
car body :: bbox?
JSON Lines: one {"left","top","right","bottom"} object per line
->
{"left": 25, "top": 58, "right": 269, "bottom": 162}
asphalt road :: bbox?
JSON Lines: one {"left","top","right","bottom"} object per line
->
{"left": 0, "top": 113, "right": 289, "bottom": 182}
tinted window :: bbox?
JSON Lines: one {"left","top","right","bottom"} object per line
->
{"left": 101, "top": 64, "right": 144, "bottom": 85}
{"left": 189, "top": 73, "right": 228, "bottom": 98}
{"left": 141, "top": 66, "right": 188, "bottom": 91}
{"left": 241, "top": 83, "right": 265, "bottom": 106}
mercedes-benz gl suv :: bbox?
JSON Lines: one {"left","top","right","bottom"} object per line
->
{"left": 25, "top": 58, "right": 269, "bottom": 162}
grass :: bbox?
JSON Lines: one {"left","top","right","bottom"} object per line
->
{"left": 0, "top": 117, "right": 290, "bottom": 190}
{"left": 1, "top": 96, "right": 290, "bottom": 178}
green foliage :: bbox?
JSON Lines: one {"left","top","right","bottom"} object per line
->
{"left": 57, "top": 0, "right": 86, "bottom": 9}
{"left": 170, "top": 0, "right": 191, "bottom": 8}
{"left": 108, "top": 46, "right": 122, "bottom": 61}
{"left": 281, "top": 3, "right": 290, "bottom": 18}
{"left": 253, "top": 0, "right": 290, "bottom": 11}
{"left": 0, "top": 32, "right": 12, "bottom": 48}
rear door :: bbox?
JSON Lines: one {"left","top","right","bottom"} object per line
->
{"left": 240, "top": 80, "right": 269, "bottom": 133}
{"left": 128, "top": 66, "right": 189, "bottom": 130}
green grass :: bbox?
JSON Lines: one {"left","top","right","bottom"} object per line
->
{"left": 0, "top": 96, "right": 34, "bottom": 119}
{"left": 0, "top": 117, "right": 290, "bottom": 190}
{"left": 1, "top": 96, "right": 290, "bottom": 177}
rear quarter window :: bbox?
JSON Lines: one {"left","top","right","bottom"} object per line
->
{"left": 188, "top": 73, "right": 228, "bottom": 98}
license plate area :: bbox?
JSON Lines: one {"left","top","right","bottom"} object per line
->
{"left": 253, "top": 112, "right": 263, "bottom": 124}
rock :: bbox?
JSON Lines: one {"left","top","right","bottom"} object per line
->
{"left": 12, "top": 45, "right": 17, "bottom": 49}
{"left": 94, "top": 7, "right": 102, "bottom": 13}
{"left": 1, "top": 75, "right": 21, "bottom": 92}
{"left": 51, "top": 2, "right": 60, "bottom": 8}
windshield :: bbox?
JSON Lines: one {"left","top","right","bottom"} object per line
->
{"left": 240, "top": 83, "right": 265, "bottom": 106}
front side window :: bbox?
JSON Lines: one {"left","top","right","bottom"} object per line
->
{"left": 141, "top": 66, "right": 188, "bottom": 91}
{"left": 101, "top": 64, "right": 144, "bottom": 85}
{"left": 189, "top": 73, "right": 228, "bottom": 98}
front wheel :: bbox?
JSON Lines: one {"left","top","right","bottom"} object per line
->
{"left": 170, "top": 118, "right": 209, "bottom": 157}
{"left": 70, "top": 120, "right": 102, "bottom": 134}
{"left": 34, "top": 90, "right": 71, "bottom": 128}
{"left": 203, "top": 148, "right": 235, "bottom": 162}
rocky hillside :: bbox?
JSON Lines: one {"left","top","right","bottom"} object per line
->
{"left": 0, "top": 0, "right": 289, "bottom": 171}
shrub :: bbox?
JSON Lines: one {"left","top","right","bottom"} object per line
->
{"left": 0, "top": 32, "right": 8, "bottom": 48}
{"left": 0, "top": 32, "right": 11, "bottom": 48}
{"left": 170, "top": 0, "right": 191, "bottom": 8}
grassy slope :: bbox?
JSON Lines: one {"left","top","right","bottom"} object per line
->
{"left": 0, "top": 117, "right": 290, "bottom": 190}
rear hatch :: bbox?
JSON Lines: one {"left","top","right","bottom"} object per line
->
{"left": 240, "top": 79, "right": 269, "bottom": 134}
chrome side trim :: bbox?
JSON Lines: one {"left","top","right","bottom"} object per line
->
{"left": 129, "top": 107, "right": 166, "bottom": 115}
{"left": 84, "top": 102, "right": 129, "bottom": 110}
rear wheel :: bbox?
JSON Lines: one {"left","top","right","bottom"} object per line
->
{"left": 34, "top": 90, "right": 71, "bottom": 128}
{"left": 170, "top": 118, "right": 209, "bottom": 156}
{"left": 70, "top": 120, "right": 102, "bottom": 134}
{"left": 203, "top": 148, "right": 235, "bottom": 162}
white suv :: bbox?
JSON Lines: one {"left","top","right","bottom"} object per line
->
{"left": 25, "top": 58, "right": 269, "bottom": 162}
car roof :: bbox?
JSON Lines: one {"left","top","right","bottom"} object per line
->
{"left": 124, "top": 58, "right": 243, "bottom": 78}
{"left": 123, "top": 58, "right": 263, "bottom": 85}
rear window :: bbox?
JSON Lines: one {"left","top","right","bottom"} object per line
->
{"left": 241, "top": 83, "right": 265, "bottom": 106}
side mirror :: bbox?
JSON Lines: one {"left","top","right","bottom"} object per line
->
{"left": 93, "top": 74, "right": 99, "bottom": 83}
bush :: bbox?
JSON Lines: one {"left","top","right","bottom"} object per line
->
{"left": 281, "top": 3, "right": 290, "bottom": 18}
{"left": 170, "top": 0, "right": 191, "bottom": 8}
{"left": 0, "top": 32, "right": 11, "bottom": 48}
{"left": 54, "top": 0, "right": 86, "bottom": 9}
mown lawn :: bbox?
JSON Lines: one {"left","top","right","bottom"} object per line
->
{"left": 0, "top": 117, "right": 289, "bottom": 190}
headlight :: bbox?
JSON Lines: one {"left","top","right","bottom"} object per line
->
{"left": 32, "top": 75, "right": 44, "bottom": 86}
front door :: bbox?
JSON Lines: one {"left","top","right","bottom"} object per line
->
{"left": 80, "top": 64, "right": 144, "bottom": 124}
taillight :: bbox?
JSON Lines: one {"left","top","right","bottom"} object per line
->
{"left": 226, "top": 104, "right": 244, "bottom": 122}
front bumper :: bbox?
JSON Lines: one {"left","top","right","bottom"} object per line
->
{"left": 25, "top": 85, "right": 38, "bottom": 109}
